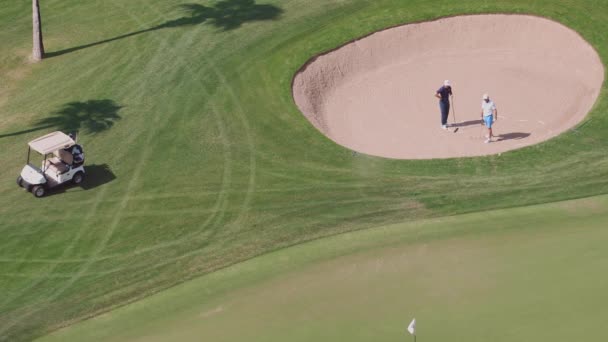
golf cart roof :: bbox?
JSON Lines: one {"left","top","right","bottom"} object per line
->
{"left": 28, "top": 131, "right": 75, "bottom": 154}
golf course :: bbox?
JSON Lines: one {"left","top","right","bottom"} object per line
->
{"left": 0, "top": 0, "right": 607, "bottom": 341}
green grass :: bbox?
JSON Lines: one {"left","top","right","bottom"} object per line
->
{"left": 37, "top": 194, "right": 608, "bottom": 341}
{"left": 0, "top": 0, "right": 606, "bottom": 340}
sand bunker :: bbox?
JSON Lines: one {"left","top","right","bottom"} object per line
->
{"left": 293, "top": 15, "right": 604, "bottom": 159}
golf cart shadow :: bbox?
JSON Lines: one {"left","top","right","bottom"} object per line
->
{"left": 81, "top": 164, "right": 116, "bottom": 190}
{"left": 43, "top": 164, "right": 116, "bottom": 196}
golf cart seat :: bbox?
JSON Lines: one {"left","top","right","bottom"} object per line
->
{"left": 46, "top": 162, "right": 69, "bottom": 175}
{"left": 54, "top": 149, "right": 73, "bottom": 165}
{"left": 45, "top": 149, "right": 73, "bottom": 174}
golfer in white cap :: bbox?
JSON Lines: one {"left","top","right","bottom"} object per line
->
{"left": 435, "top": 80, "right": 453, "bottom": 130}
{"left": 481, "top": 93, "right": 497, "bottom": 143}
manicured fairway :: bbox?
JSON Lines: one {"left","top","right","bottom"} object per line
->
{"left": 1, "top": 0, "right": 607, "bottom": 341}
{"left": 38, "top": 194, "right": 608, "bottom": 342}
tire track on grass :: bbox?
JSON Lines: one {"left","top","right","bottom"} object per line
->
{"left": 65, "top": 60, "right": 257, "bottom": 270}
{"left": 7, "top": 9, "right": 263, "bottom": 277}
{"left": 66, "top": 26, "right": 232, "bottom": 268}
{"left": 0, "top": 10, "right": 162, "bottom": 314}
{"left": 207, "top": 60, "right": 257, "bottom": 226}
{"left": 0, "top": 180, "right": 111, "bottom": 337}
{"left": 0, "top": 0, "right": 166, "bottom": 269}
{"left": 51, "top": 5, "right": 240, "bottom": 265}
{"left": 38, "top": 5, "right": 190, "bottom": 290}
{"left": 62, "top": 57, "right": 263, "bottom": 277}
{"left": 10, "top": 6, "right": 264, "bottom": 292}
{"left": 8, "top": 0, "right": 266, "bottom": 326}
{"left": 0, "top": 58, "right": 143, "bottom": 318}
{"left": 0, "top": 7, "right": 178, "bottom": 339}
{"left": 4, "top": 9, "right": 259, "bottom": 338}
{"left": 1, "top": 11, "right": 239, "bottom": 281}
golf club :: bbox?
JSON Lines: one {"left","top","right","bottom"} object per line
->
{"left": 451, "top": 95, "right": 458, "bottom": 133}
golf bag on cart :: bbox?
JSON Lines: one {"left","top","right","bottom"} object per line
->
{"left": 66, "top": 132, "right": 85, "bottom": 167}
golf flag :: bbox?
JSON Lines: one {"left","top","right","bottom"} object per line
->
{"left": 407, "top": 318, "right": 416, "bottom": 335}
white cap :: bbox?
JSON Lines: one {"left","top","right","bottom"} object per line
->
{"left": 444, "top": 80, "right": 451, "bottom": 87}
{"left": 482, "top": 93, "right": 489, "bottom": 100}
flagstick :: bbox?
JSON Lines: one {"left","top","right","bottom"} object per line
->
{"left": 407, "top": 317, "right": 416, "bottom": 341}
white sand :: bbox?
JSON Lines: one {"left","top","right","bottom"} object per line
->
{"left": 293, "top": 15, "right": 604, "bottom": 159}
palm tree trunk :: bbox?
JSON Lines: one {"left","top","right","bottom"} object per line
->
{"left": 32, "top": 0, "right": 44, "bottom": 61}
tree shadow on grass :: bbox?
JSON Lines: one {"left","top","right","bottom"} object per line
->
{"left": 0, "top": 99, "right": 122, "bottom": 139}
{"left": 46, "top": 0, "right": 283, "bottom": 58}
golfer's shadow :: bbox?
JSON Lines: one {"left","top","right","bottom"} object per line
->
{"left": 496, "top": 132, "right": 531, "bottom": 141}
{"left": 451, "top": 119, "right": 483, "bottom": 128}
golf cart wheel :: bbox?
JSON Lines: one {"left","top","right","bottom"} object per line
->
{"left": 31, "top": 185, "right": 46, "bottom": 198}
{"left": 17, "top": 176, "right": 23, "bottom": 187}
{"left": 72, "top": 172, "right": 85, "bottom": 185}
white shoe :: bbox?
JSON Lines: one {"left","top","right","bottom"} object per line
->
{"left": 442, "top": 125, "right": 448, "bottom": 130}
{"left": 484, "top": 138, "right": 491, "bottom": 144}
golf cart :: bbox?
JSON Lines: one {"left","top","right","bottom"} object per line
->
{"left": 16, "top": 131, "right": 85, "bottom": 197}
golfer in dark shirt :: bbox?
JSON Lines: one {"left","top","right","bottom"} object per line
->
{"left": 435, "top": 80, "right": 453, "bottom": 130}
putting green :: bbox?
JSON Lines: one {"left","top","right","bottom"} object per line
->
{"left": 39, "top": 194, "right": 608, "bottom": 341}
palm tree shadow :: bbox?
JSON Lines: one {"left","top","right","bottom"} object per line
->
{"left": 0, "top": 99, "right": 122, "bottom": 139}
{"left": 209, "top": 0, "right": 284, "bottom": 30}
{"left": 46, "top": 0, "right": 283, "bottom": 58}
